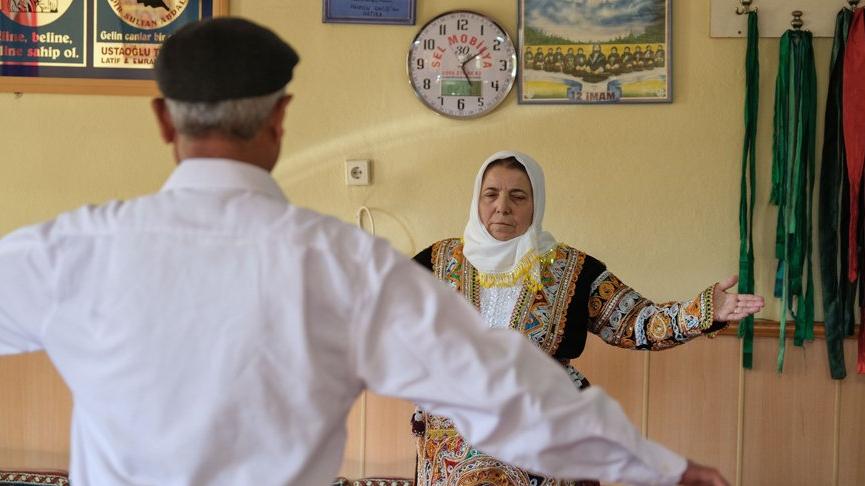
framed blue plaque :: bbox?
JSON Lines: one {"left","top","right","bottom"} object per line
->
{"left": 323, "top": 0, "right": 415, "bottom": 25}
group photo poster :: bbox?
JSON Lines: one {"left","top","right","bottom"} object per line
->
{"left": 0, "top": 0, "right": 225, "bottom": 94}
{"left": 518, "top": 0, "right": 672, "bottom": 104}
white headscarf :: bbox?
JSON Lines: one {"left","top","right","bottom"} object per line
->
{"left": 462, "top": 151, "right": 558, "bottom": 290}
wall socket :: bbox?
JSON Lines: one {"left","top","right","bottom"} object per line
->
{"left": 345, "top": 159, "right": 371, "bottom": 186}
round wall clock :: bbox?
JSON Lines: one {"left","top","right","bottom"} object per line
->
{"left": 407, "top": 11, "right": 517, "bottom": 119}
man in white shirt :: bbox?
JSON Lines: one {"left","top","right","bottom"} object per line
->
{"left": 0, "top": 17, "right": 729, "bottom": 485}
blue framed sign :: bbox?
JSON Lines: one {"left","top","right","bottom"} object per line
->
{"left": 0, "top": 0, "right": 226, "bottom": 95}
{"left": 323, "top": 0, "right": 415, "bottom": 25}
{"left": 517, "top": 0, "right": 672, "bottom": 104}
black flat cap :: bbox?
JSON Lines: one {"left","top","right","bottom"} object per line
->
{"left": 155, "top": 17, "right": 299, "bottom": 102}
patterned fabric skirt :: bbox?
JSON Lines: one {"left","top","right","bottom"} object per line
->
{"left": 413, "top": 366, "right": 600, "bottom": 486}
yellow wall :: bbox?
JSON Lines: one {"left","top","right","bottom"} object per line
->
{"left": 252, "top": 0, "right": 800, "bottom": 310}
{"left": 0, "top": 0, "right": 817, "bottom": 309}
{"left": 2, "top": 1, "right": 864, "bottom": 485}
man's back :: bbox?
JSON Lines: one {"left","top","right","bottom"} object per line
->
{"left": 13, "top": 160, "right": 376, "bottom": 484}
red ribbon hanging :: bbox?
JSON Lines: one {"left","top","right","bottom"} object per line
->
{"left": 843, "top": 8, "right": 865, "bottom": 372}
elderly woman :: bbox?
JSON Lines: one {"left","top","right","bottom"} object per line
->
{"left": 411, "top": 151, "right": 763, "bottom": 486}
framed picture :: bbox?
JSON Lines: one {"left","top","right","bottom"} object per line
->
{"left": 323, "top": 0, "right": 415, "bottom": 25}
{"left": 0, "top": 0, "right": 229, "bottom": 96}
{"left": 518, "top": 0, "right": 671, "bottom": 104}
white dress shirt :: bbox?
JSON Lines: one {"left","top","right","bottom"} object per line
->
{"left": 0, "top": 159, "right": 687, "bottom": 485}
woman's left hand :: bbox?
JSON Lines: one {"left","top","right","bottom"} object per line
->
{"left": 713, "top": 275, "right": 765, "bottom": 322}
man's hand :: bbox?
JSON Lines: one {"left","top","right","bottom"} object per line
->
{"left": 679, "top": 460, "right": 729, "bottom": 486}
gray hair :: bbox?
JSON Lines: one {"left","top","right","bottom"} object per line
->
{"left": 165, "top": 88, "right": 285, "bottom": 140}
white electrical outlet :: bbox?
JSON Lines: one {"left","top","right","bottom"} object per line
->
{"left": 346, "top": 159, "right": 371, "bottom": 186}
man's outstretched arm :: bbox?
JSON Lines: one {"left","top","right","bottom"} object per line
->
{"left": 0, "top": 223, "right": 54, "bottom": 355}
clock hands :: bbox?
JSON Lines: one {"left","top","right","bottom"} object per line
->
{"left": 461, "top": 64, "right": 472, "bottom": 85}
{"left": 460, "top": 52, "right": 481, "bottom": 86}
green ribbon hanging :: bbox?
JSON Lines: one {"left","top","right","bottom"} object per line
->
{"left": 818, "top": 8, "right": 855, "bottom": 380}
{"left": 738, "top": 11, "right": 759, "bottom": 369}
{"left": 770, "top": 29, "right": 817, "bottom": 372}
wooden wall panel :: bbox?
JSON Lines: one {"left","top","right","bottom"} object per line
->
{"left": 838, "top": 340, "right": 865, "bottom": 486}
{"left": 572, "top": 334, "right": 648, "bottom": 429}
{"left": 338, "top": 393, "right": 416, "bottom": 479}
{"left": 363, "top": 394, "right": 415, "bottom": 478}
{"left": 337, "top": 392, "right": 364, "bottom": 479}
{"left": 0, "top": 352, "right": 70, "bottom": 471}
{"left": 646, "top": 336, "right": 740, "bottom": 482}
{"left": 741, "top": 339, "right": 836, "bottom": 485}
{"left": 4, "top": 337, "right": 864, "bottom": 483}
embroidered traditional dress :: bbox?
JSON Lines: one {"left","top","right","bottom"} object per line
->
{"left": 412, "top": 238, "right": 722, "bottom": 486}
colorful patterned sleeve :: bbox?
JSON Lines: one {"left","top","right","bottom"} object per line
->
{"left": 586, "top": 270, "right": 722, "bottom": 350}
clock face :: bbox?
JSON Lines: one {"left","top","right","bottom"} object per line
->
{"left": 408, "top": 11, "right": 517, "bottom": 119}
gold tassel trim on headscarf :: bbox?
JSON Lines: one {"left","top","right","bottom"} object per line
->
{"left": 475, "top": 247, "right": 557, "bottom": 292}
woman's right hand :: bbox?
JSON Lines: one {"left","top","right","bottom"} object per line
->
{"left": 712, "top": 275, "right": 765, "bottom": 322}
{"left": 679, "top": 459, "right": 729, "bottom": 486}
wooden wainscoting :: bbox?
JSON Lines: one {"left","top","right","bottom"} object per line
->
{"left": 838, "top": 339, "right": 865, "bottom": 485}
{"left": 2, "top": 326, "right": 864, "bottom": 485}
{"left": 0, "top": 352, "right": 71, "bottom": 471}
